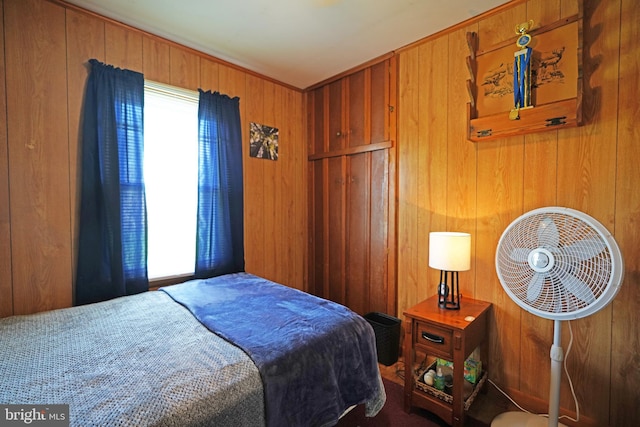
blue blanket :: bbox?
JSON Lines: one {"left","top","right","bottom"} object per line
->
{"left": 160, "top": 273, "right": 385, "bottom": 427}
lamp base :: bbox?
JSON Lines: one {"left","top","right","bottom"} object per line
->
{"left": 437, "top": 281, "right": 461, "bottom": 310}
{"left": 439, "top": 300, "right": 460, "bottom": 310}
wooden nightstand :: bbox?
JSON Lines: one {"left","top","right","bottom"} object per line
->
{"left": 403, "top": 295, "right": 492, "bottom": 427}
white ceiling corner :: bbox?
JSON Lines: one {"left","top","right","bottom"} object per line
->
{"left": 64, "top": 0, "right": 510, "bottom": 89}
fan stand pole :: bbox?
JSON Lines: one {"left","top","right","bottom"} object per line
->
{"left": 548, "top": 319, "right": 565, "bottom": 427}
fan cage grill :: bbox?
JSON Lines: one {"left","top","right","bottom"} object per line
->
{"left": 497, "top": 211, "right": 614, "bottom": 317}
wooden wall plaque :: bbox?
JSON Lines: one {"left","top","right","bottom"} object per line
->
{"left": 466, "top": 4, "right": 584, "bottom": 142}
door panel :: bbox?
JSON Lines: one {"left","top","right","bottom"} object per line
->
{"left": 345, "top": 153, "right": 370, "bottom": 314}
{"left": 328, "top": 80, "right": 343, "bottom": 152}
{"left": 369, "top": 148, "right": 390, "bottom": 313}
{"left": 327, "top": 157, "right": 346, "bottom": 304}
{"left": 308, "top": 58, "right": 397, "bottom": 316}
{"left": 348, "top": 70, "right": 365, "bottom": 148}
{"left": 370, "top": 61, "right": 388, "bottom": 143}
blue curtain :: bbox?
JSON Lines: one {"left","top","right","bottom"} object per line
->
{"left": 195, "top": 90, "right": 244, "bottom": 278}
{"left": 76, "top": 59, "right": 148, "bottom": 305}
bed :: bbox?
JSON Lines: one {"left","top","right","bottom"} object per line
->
{"left": 0, "top": 272, "right": 385, "bottom": 426}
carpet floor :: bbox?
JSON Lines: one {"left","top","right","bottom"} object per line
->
{"left": 336, "top": 378, "right": 451, "bottom": 427}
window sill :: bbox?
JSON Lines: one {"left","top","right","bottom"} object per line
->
{"left": 149, "top": 273, "right": 195, "bottom": 291}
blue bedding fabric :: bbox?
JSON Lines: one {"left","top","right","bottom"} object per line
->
{"left": 160, "top": 273, "right": 385, "bottom": 427}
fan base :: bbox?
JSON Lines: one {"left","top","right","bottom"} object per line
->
{"left": 491, "top": 411, "right": 568, "bottom": 427}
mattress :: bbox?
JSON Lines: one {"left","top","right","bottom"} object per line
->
{"left": 0, "top": 273, "right": 385, "bottom": 426}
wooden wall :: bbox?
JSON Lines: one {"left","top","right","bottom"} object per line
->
{"left": 307, "top": 59, "right": 397, "bottom": 317}
{"left": 0, "top": 0, "right": 307, "bottom": 316}
{"left": 0, "top": 2, "right": 10, "bottom": 318}
{"left": 2, "top": 0, "right": 638, "bottom": 425}
{"left": 397, "top": 0, "right": 640, "bottom": 426}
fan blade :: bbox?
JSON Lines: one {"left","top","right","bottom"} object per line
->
{"left": 538, "top": 276, "right": 562, "bottom": 312}
{"left": 538, "top": 216, "right": 559, "bottom": 247}
{"left": 526, "top": 273, "right": 545, "bottom": 302}
{"left": 560, "top": 272, "right": 596, "bottom": 305}
{"left": 538, "top": 292, "right": 559, "bottom": 313}
{"left": 565, "top": 237, "right": 607, "bottom": 261}
{"left": 509, "top": 248, "right": 530, "bottom": 263}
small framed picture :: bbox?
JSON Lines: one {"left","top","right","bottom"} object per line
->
{"left": 250, "top": 122, "right": 279, "bottom": 160}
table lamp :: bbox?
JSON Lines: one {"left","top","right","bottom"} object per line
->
{"left": 429, "top": 232, "right": 471, "bottom": 310}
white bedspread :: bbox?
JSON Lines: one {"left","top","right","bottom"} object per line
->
{"left": 0, "top": 291, "right": 265, "bottom": 426}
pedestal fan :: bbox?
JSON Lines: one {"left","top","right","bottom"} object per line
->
{"left": 491, "top": 207, "right": 624, "bottom": 427}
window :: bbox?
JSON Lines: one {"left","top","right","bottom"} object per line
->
{"left": 143, "top": 81, "right": 199, "bottom": 280}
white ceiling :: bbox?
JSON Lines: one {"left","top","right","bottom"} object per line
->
{"left": 65, "top": 0, "right": 510, "bottom": 89}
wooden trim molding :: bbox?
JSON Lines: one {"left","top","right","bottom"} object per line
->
{"left": 308, "top": 140, "right": 393, "bottom": 161}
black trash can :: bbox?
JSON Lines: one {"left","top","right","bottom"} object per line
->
{"left": 364, "top": 312, "right": 401, "bottom": 366}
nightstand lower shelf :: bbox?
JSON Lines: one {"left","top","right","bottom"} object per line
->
{"left": 403, "top": 296, "right": 492, "bottom": 427}
{"left": 413, "top": 365, "right": 487, "bottom": 411}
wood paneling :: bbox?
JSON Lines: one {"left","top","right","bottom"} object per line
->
{"left": 308, "top": 59, "right": 396, "bottom": 316}
{"left": 276, "top": 86, "right": 306, "bottom": 289}
{"left": 327, "top": 156, "right": 346, "bottom": 302}
{"left": 417, "top": 36, "right": 449, "bottom": 298}
{"left": 65, "top": 8, "right": 105, "bottom": 300}
{"left": 271, "top": 85, "right": 285, "bottom": 282}
{"left": 241, "top": 75, "right": 307, "bottom": 290}
{"left": 397, "top": 35, "right": 451, "bottom": 312}
{"left": 218, "top": 62, "right": 245, "bottom": 98}
{"left": 555, "top": 0, "right": 620, "bottom": 421}
{"left": 143, "top": 37, "right": 171, "bottom": 84}
{"left": 0, "top": 0, "right": 12, "bottom": 318}
{"left": 397, "top": 44, "right": 420, "bottom": 317}
{"left": 258, "top": 81, "right": 278, "bottom": 281}
{"left": 169, "top": 46, "right": 199, "bottom": 89}
{"left": 347, "top": 70, "right": 366, "bottom": 147}
{"left": 105, "top": 22, "right": 143, "bottom": 71}
{"left": 610, "top": 0, "right": 640, "bottom": 426}
{"left": 5, "top": 0, "right": 72, "bottom": 314}
{"left": 397, "top": 0, "right": 639, "bottom": 425}
{"left": 346, "top": 152, "right": 370, "bottom": 314}
{"left": 4, "top": 0, "right": 638, "bottom": 425}
{"left": 368, "top": 147, "right": 389, "bottom": 313}
{"left": 613, "top": 1, "right": 640, "bottom": 425}
{"left": 518, "top": 0, "right": 562, "bottom": 414}
{"left": 370, "top": 62, "right": 387, "bottom": 144}
{"left": 3, "top": 0, "right": 307, "bottom": 315}
{"left": 243, "top": 75, "right": 265, "bottom": 276}
{"left": 199, "top": 58, "right": 220, "bottom": 91}
{"left": 289, "top": 88, "right": 307, "bottom": 289}
{"left": 328, "top": 80, "right": 343, "bottom": 152}
{"left": 446, "top": 26, "right": 478, "bottom": 298}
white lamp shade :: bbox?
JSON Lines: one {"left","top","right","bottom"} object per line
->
{"left": 429, "top": 232, "right": 471, "bottom": 271}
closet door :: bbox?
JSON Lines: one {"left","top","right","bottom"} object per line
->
{"left": 308, "top": 58, "right": 397, "bottom": 316}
